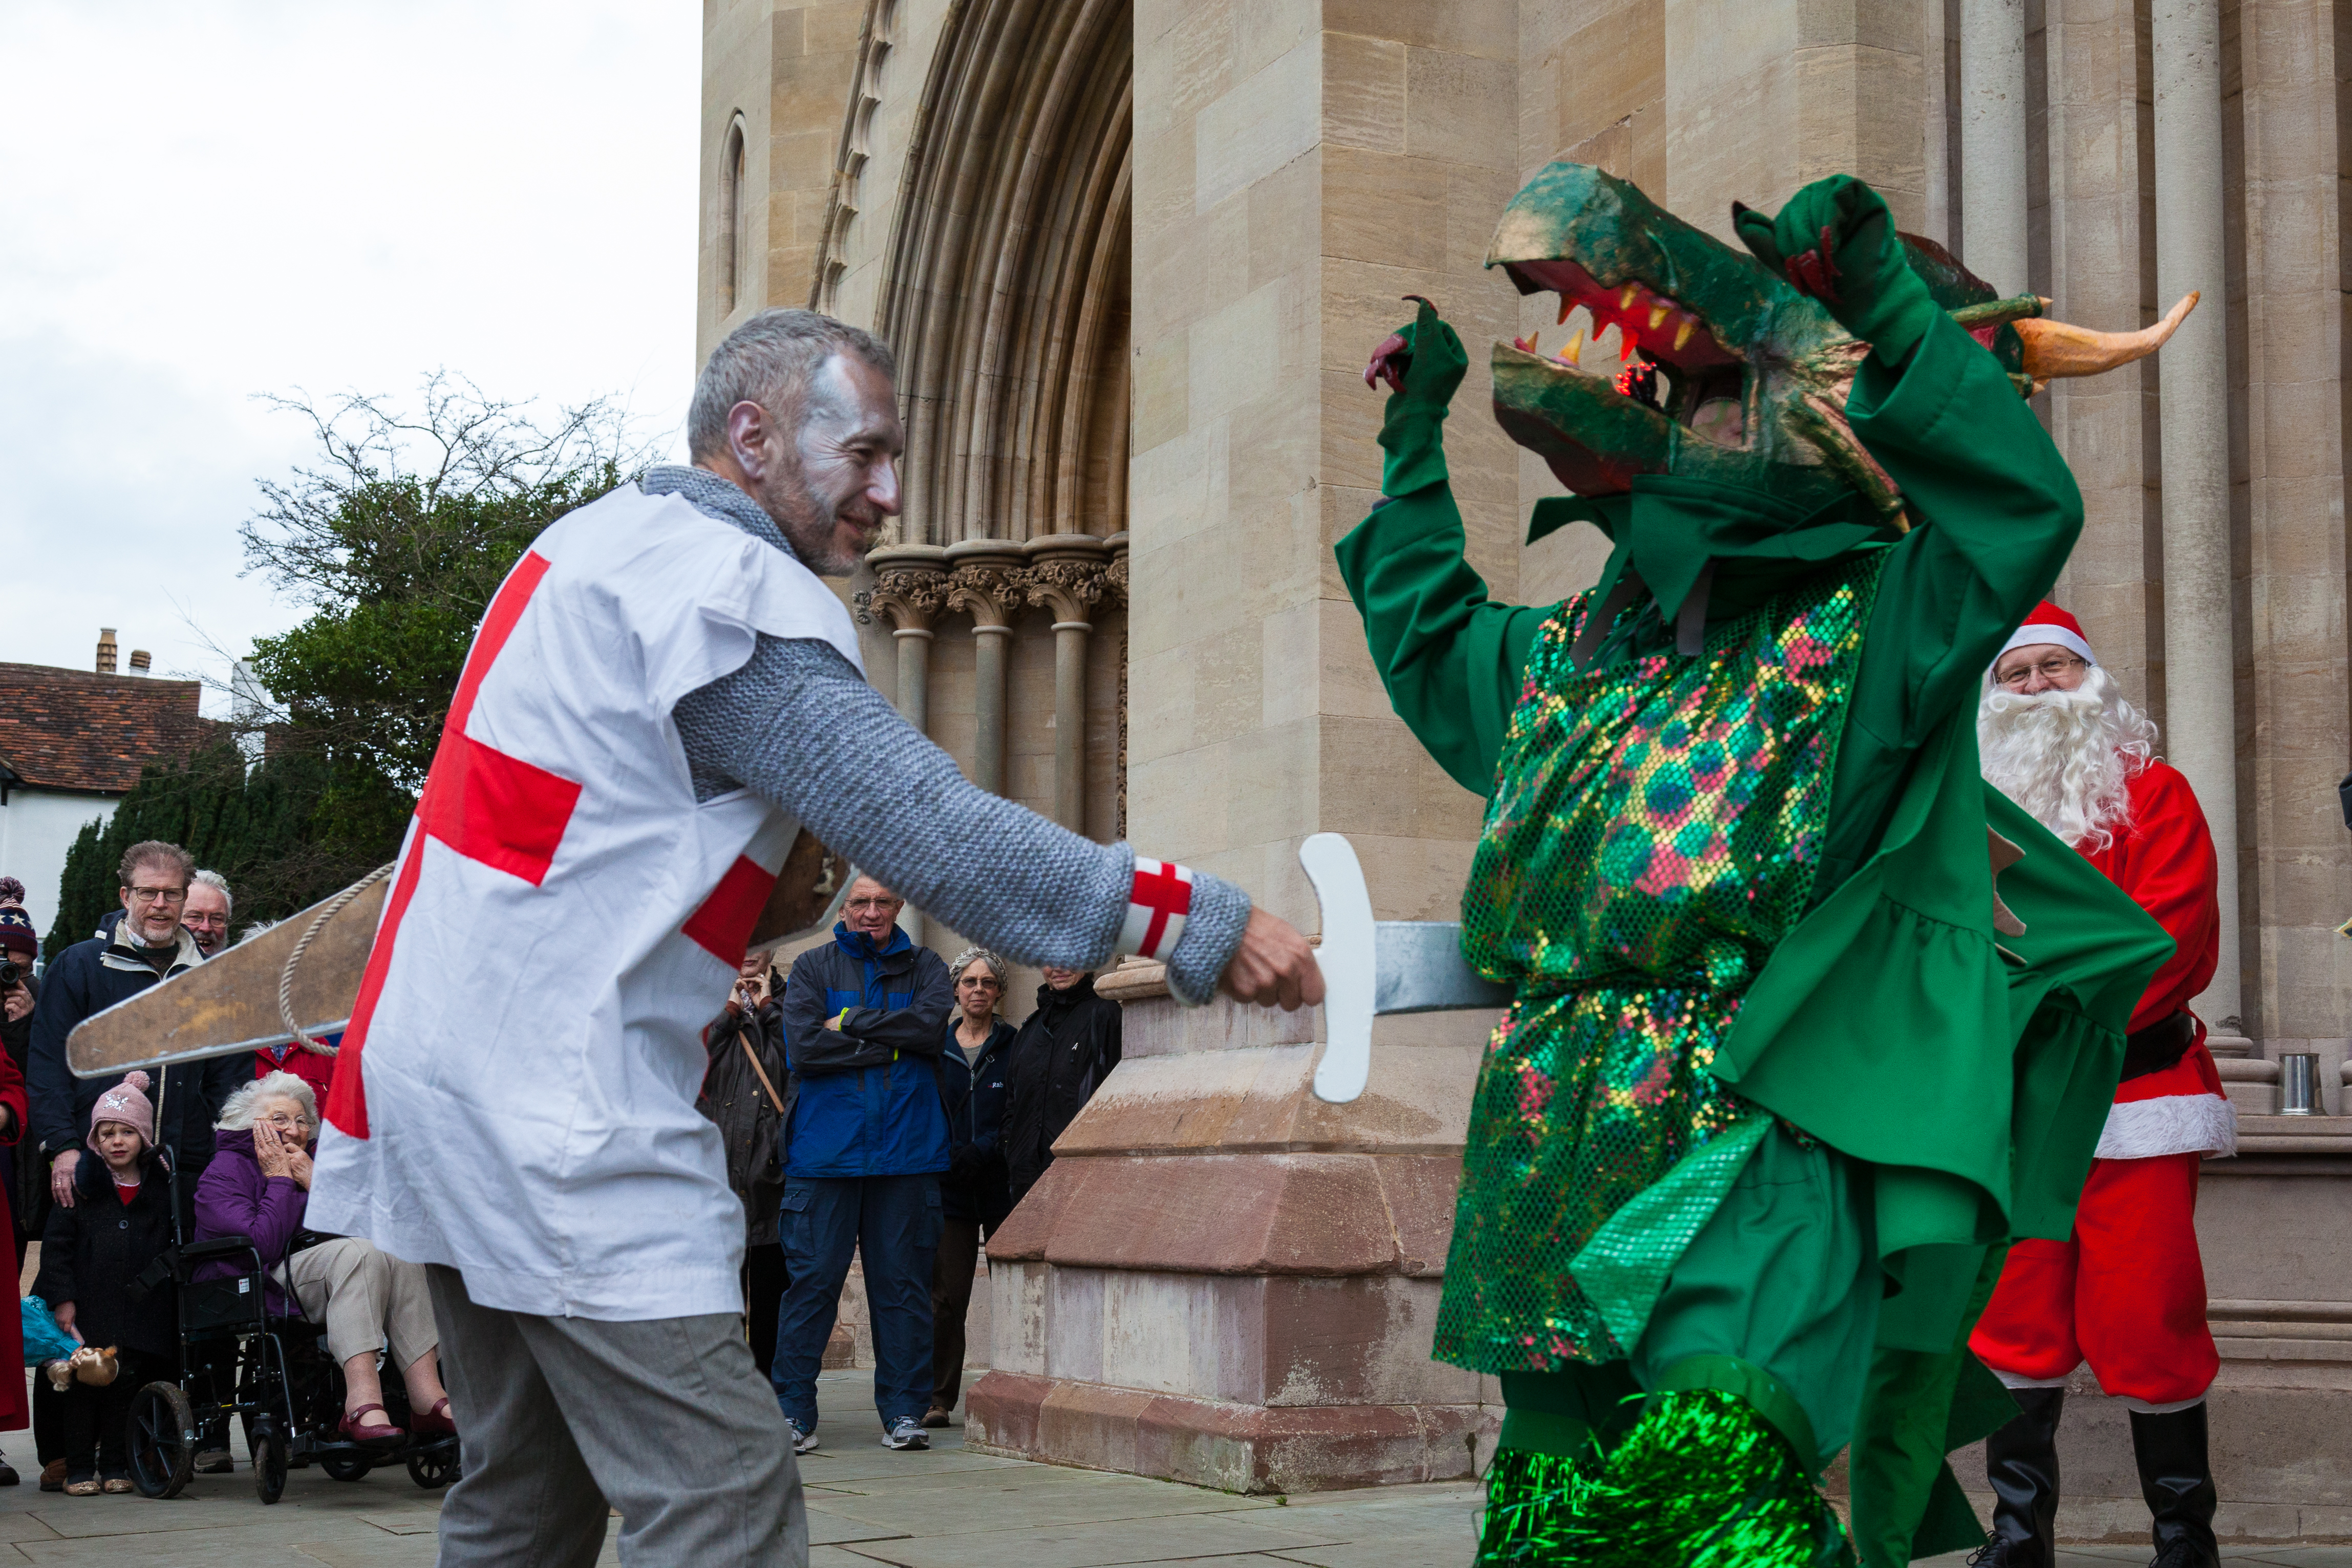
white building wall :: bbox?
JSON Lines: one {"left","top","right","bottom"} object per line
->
{"left": 0, "top": 790, "right": 116, "bottom": 952}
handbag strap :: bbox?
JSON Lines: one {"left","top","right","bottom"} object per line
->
{"left": 738, "top": 1034, "right": 785, "bottom": 1112}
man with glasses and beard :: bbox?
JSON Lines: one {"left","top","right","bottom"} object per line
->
{"left": 1965, "top": 603, "right": 2233, "bottom": 1568}
{"left": 29, "top": 842, "right": 240, "bottom": 1209}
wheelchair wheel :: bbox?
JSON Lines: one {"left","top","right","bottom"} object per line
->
{"left": 126, "top": 1383, "right": 197, "bottom": 1499}
{"left": 253, "top": 1433, "right": 287, "bottom": 1505}
{"left": 320, "top": 1451, "right": 375, "bottom": 1482}
{"left": 408, "top": 1443, "right": 459, "bottom": 1489}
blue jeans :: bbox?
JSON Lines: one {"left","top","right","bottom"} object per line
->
{"left": 771, "top": 1174, "right": 943, "bottom": 1432}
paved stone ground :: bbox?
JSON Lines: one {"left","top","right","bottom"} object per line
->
{"left": 0, "top": 1370, "right": 2334, "bottom": 1566}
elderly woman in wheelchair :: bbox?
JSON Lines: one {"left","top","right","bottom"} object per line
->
{"left": 194, "top": 1072, "right": 455, "bottom": 1446}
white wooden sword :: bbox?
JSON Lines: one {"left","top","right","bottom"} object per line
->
{"left": 1298, "top": 832, "right": 1509, "bottom": 1104}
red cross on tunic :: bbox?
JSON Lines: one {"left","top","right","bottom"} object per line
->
{"left": 326, "top": 551, "right": 581, "bottom": 1137}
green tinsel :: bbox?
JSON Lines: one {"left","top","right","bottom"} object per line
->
{"left": 1476, "top": 1390, "right": 1855, "bottom": 1567}
{"left": 1478, "top": 1446, "right": 1596, "bottom": 1564}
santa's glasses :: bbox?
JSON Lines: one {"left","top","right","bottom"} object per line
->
{"left": 1994, "top": 653, "right": 2087, "bottom": 689}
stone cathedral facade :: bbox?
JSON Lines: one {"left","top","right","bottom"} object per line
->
{"left": 701, "top": 0, "right": 2352, "bottom": 1540}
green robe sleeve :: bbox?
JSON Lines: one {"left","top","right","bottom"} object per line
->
{"left": 1333, "top": 480, "right": 1553, "bottom": 798}
{"left": 1818, "top": 311, "right": 2087, "bottom": 887}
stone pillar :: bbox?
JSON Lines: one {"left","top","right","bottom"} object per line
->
{"left": 2233, "top": 0, "right": 2351, "bottom": 1099}
{"left": 946, "top": 541, "right": 1028, "bottom": 797}
{"left": 2041, "top": 0, "right": 2160, "bottom": 699}
{"left": 865, "top": 544, "right": 951, "bottom": 732}
{"left": 1661, "top": 0, "right": 1933, "bottom": 237}
{"left": 1959, "top": 0, "right": 2032, "bottom": 290}
{"left": 2149, "top": 0, "right": 2242, "bottom": 1039}
{"left": 1024, "top": 534, "right": 1111, "bottom": 833}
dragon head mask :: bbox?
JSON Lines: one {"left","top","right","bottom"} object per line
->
{"left": 1484, "top": 163, "right": 2194, "bottom": 529}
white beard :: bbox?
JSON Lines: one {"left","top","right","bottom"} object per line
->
{"left": 1978, "top": 664, "right": 2157, "bottom": 852}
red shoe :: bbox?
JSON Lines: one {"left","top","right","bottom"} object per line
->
{"left": 411, "top": 1398, "right": 457, "bottom": 1437}
{"left": 339, "top": 1403, "right": 406, "bottom": 1448}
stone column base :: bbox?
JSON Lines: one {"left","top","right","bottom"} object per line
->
{"left": 967, "top": 1370, "right": 1490, "bottom": 1493}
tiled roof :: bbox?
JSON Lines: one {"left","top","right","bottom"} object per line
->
{"left": 0, "top": 662, "right": 206, "bottom": 795}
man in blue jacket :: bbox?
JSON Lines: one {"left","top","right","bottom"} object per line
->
{"left": 773, "top": 875, "right": 953, "bottom": 1452}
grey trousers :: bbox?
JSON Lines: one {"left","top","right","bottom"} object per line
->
{"left": 426, "top": 1265, "right": 807, "bottom": 1568}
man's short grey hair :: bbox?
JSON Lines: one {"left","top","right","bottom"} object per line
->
{"left": 118, "top": 841, "right": 193, "bottom": 888}
{"left": 687, "top": 309, "right": 898, "bottom": 461}
{"left": 947, "top": 948, "right": 1007, "bottom": 990}
{"left": 218, "top": 1070, "right": 318, "bottom": 1136}
{"left": 190, "top": 869, "right": 231, "bottom": 915}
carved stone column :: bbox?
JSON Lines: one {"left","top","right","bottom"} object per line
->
{"left": 945, "top": 541, "right": 1029, "bottom": 796}
{"left": 1024, "top": 534, "right": 1111, "bottom": 833}
{"left": 865, "top": 544, "right": 950, "bottom": 733}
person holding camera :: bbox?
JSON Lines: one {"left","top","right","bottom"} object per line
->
{"left": 698, "top": 949, "right": 792, "bottom": 1379}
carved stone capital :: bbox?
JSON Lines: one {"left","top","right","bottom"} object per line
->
{"left": 1102, "top": 530, "right": 1130, "bottom": 609}
{"left": 864, "top": 544, "right": 952, "bottom": 631}
{"left": 1023, "top": 533, "right": 1113, "bottom": 624}
{"left": 944, "top": 540, "right": 1031, "bottom": 629}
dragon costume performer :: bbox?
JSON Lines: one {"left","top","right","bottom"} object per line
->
{"left": 1337, "top": 167, "right": 2194, "bottom": 1565}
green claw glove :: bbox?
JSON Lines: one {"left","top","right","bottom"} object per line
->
{"left": 1731, "top": 175, "right": 1939, "bottom": 367}
{"left": 1367, "top": 296, "right": 1468, "bottom": 498}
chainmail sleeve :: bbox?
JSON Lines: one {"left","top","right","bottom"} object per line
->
{"left": 672, "top": 634, "right": 1250, "bottom": 1005}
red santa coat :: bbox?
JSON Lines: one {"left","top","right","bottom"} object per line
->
{"left": 1970, "top": 756, "right": 2230, "bottom": 1406}
{"left": 2083, "top": 760, "right": 2234, "bottom": 1159}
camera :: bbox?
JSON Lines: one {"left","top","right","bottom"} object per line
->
{"left": 0, "top": 962, "right": 20, "bottom": 989}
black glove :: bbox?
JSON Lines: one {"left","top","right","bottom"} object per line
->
{"left": 1732, "top": 175, "right": 1940, "bottom": 366}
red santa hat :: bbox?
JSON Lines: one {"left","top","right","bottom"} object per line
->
{"left": 1996, "top": 601, "right": 2097, "bottom": 667}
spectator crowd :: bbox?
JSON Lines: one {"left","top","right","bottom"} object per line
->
{"left": 0, "top": 841, "right": 375, "bottom": 1489}
{"left": 703, "top": 873, "right": 1122, "bottom": 1451}
{"left": 0, "top": 846, "right": 1125, "bottom": 1479}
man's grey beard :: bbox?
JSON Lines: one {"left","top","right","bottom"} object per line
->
{"left": 758, "top": 469, "right": 866, "bottom": 576}
{"left": 1977, "top": 664, "right": 2156, "bottom": 851}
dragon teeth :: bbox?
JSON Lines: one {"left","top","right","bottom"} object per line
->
{"left": 1674, "top": 320, "right": 1694, "bottom": 351}
{"left": 1648, "top": 305, "right": 1669, "bottom": 330}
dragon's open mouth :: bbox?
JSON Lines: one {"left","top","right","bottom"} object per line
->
{"left": 1502, "top": 258, "right": 1749, "bottom": 450}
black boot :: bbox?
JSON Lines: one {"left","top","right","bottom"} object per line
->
{"left": 2129, "top": 1403, "right": 2219, "bottom": 1568}
{"left": 1973, "top": 1386, "right": 2065, "bottom": 1567}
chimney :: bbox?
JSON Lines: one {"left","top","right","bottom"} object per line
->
{"left": 128, "top": 650, "right": 152, "bottom": 675}
{"left": 96, "top": 629, "right": 117, "bottom": 675}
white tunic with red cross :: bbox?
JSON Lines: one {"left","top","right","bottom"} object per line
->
{"left": 306, "top": 484, "right": 862, "bottom": 1322}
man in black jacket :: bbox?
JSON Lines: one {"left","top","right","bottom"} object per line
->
{"left": 27, "top": 842, "right": 242, "bottom": 1225}
{"left": 1001, "top": 966, "right": 1122, "bottom": 1210}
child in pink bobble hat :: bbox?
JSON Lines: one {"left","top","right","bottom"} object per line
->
{"left": 33, "top": 1073, "right": 178, "bottom": 1494}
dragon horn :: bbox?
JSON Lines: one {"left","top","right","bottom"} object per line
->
{"left": 2016, "top": 291, "right": 2198, "bottom": 379}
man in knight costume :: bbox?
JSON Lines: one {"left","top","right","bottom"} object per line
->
{"left": 305, "top": 311, "right": 1322, "bottom": 1567}
{"left": 1338, "top": 168, "right": 2188, "bottom": 1565}
{"left": 1969, "top": 604, "right": 2233, "bottom": 1568}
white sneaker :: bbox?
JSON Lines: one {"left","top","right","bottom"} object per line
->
{"left": 881, "top": 1417, "right": 929, "bottom": 1451}
{"left": 786, "top": 1419, "right": 819, "bottom": 1456}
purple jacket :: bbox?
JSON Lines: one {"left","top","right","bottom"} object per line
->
{"left": 191, "top": 1128, "right": 309, "bottom": 1316}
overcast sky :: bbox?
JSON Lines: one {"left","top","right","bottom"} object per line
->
{"left": 1, "top": 1, "right": 699, "bottom": 710}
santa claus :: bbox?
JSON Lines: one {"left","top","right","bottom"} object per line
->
{"left": 1966, "top": 602, "right": 2235, "bottom": 1568}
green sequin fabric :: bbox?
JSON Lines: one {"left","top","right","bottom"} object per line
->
{"left": 1434, "top": 557, "right": 1882, "bottom": 1374}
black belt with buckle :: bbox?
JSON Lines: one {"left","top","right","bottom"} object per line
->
{"left": 2118, "top": 1009, "right": 2197, "bottom": 1083}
